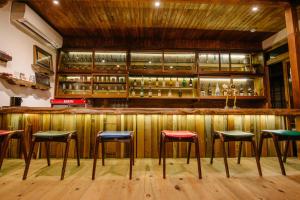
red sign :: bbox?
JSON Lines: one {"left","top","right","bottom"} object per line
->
{"left": 50, "top": 99, "right": 87, "bottom": 105}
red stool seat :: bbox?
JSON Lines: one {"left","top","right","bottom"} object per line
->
{"left": 0, "top": 130, "right": 12, "bottom": 136}
{"left": 162, "top": 130, "right": 196, "bottom": 138}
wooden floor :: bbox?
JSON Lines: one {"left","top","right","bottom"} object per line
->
{"left": 0, "top": 158, "right": 300, "bottom": 200}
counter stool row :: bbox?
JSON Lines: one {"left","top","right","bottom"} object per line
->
{"left": 0, "top": 128, "right": 300, "bottom": 180}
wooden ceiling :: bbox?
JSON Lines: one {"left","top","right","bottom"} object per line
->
{"left": 25, "top": 0, "right": 291, "bottom": 49}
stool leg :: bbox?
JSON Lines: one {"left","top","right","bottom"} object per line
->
{"left": 132, "top": 138, "right": 135, "bottom": 166}
{"left": 92, "top": 137, "right": 99, "bottom": 180}
{"left": 61, "top": 140, "right": 70, "bottom": 180}
{"left": 258, "top": 134, "right": 265, "bottom": 161}
{"left": 159, "top": 132, "right": 162, "bottom": 165}
{"left": 75, "top": 135, "right": 80, "bottom": 166}
{"left": 222, "top": 140, "right": 230, "bottom": 178}
{"left": 23, "top": 139, "right": 36, "bottom": 180}
{"left": 0, "top": 136, "right": 9, "bottom": 170}
{"left": 272, "top": 135, "right": 286, "bottom": 175}
{"left": 129, "top": 138, "right": 133, "bottom": 180}
{"left": 237, "top": 141, "right": 243, "bottom": 164}
{"left": 45, "top": 142, "right": 51, "bottom": 166}
{"left": 163, "top": 138, "right": 166, "bottom": 179}
{"left": 283, "top": 140, "right": 290, "bottom": 163}
{"left": 210, "top": 134, "right": 216, "bottom": 164}
{"left": 251, "top": 140, "right": 262, "bottom": 176}
{"left": 101, "top": 140, "right": 105, "bottom": 166}
{"left": 194, "top": 137, "right": 202, "bottom": 179}
{"left": 187, "top": 142, "right": 192, "bottom": 164}
{"left": 21, "top": 133, "right": 28, "bottom": 164}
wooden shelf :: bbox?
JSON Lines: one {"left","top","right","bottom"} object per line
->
{"left": 129, "top": 96, "right": 197, "bottom": 100}
{"left": 94, "top": 82, "right": 126, "bottom": 84}
{"left": 31, "top": 64, "right": 54, "bottom": 75}
{"left": 199, "top": 96, "right": 266, "bottom": 100}
{"left": 131, "top": 87, "right": 194, "bottom": 90}
{"left": 0, "top": 50, "right": 12, "bottom": 62}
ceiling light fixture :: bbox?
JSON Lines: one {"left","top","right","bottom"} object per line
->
{"left": 154, "top": 1, "right": 160, "bottom": 7}
{"left": 250, "top": 28, "right": 256, "bottom": 33}
{"left": 252, "top": 6, "right": 258, "bottom": 12}
{"left": 53, "top": 0, "right": 59, "bottom": 5}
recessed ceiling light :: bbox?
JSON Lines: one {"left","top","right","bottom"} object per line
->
{"left": 53, "top": 0, "right": 59, "bottom": 5}
{"left": 154, "top": 1, "right": 160, "bottom": 7}
{"left": 250, "top": 28, "right": 256, "bottom": 32}
{"left": 252, "top": 6, "right": 258, "bottom": 12}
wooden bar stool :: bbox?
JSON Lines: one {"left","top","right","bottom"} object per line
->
{"left": 210, "top": 130, "right": 262, "bottom": 178}
{"left": 0, "top": 130, "right": 27, "bottom": 169}
{"left": 23, "top": 130, "right": 80, "bottom": 180}
{"left": 92, "top": 131, "right": 134, "bottom": 180}
{"left": 258, "top": 130, "right": 300, "bottom": 175}
{"left": 159, "top": 130, "right": 202, "bottom": 179}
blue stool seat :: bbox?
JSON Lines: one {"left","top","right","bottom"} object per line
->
{"left": 99, "top": 131, "right": 132, "bottom": 139}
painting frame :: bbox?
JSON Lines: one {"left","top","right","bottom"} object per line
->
{"left": 33, "top": 45, "right": 53, "bottom": 70}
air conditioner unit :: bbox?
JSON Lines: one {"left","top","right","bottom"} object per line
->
{"left": 10, "top": 2, "right": 63, "bottom": 49}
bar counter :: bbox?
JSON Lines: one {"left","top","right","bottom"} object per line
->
{"left": 0, "top": 107, "right": 299, "bottom": 159}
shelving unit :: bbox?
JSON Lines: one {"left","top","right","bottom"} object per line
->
{"left": 55, "top": 50, "right": 267, "bottom": 105}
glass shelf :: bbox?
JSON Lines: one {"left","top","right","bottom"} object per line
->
{"left": 130, "top": 52, "right": 163, "bottom": 71}
{"left": 163, "top": 52, "right": 195, "bottom": 72}
{"left": 94, "top": 51, "right": 127, "bottom": 72}
{"left": 59, "top": 51, "right": 93, "bottom": 72}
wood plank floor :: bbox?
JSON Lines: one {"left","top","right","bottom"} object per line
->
{"left": 0, "top": 158, "right": 300, "bottom": 200}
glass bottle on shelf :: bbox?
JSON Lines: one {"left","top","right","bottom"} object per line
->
{"left": 189, "top": 78, "right": 193, "bottom": 87}
{"left": 230, "top": 80, "right": 236, "bottom": 96}
{"left": 141, "top": 76, "right": 144, "bottom": 86}
{"left": 131, "top": 88, "right": 135, "bottom": 96}
{"left": 207, "top": 83, "right": 212, "bottom": 96}
{"left": 247, "top": 85, "right": 253, "bottom": 96}
{"left": 158, "top": 89, "right": 162, "bottom": 97}
{"left": 168, "top": 89, "right": 172, "bottom": 97}
{"left": 178, "top": 89, "right": 183, "bottom": 97}
{"left": 148, "top": 87, "right": 152, "bottom": 97}
{"left": 182, "top": 78, "right": 187, "bottom": 87}
{"left": 155, "top": 77, "right": 159, "bottom": 87}
{"left": 162, "top": 78, "right": 166, "bottom": 87}
{"left": 215, "top": 82, "right": 221, "bottom": 96}
{"left": 239, "top": 84, "right": 244, "bottom": 96}
{"left": 200, "top": 85, "right": 206, "bottom": 96}
{"left": 169, "top": 77, "right": 173, "bottom": 87}
{"left": 175, "top": 77, "right": 180, "bottom": 87}
{"left": 133, "top": 79, "right": 137, "bottom": 86}
{"left": 149, "top": 78, "right": 152, "bottom": 87}
{"left": 140, "top": 86, "right": 144, "bottom": 97}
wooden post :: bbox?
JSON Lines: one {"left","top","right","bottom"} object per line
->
{"left": 285, "top": 4, "right": 300, "bottom": 158}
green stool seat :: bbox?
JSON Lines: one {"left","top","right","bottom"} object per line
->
{"left": 215, "top": 130, "right": 254, "bottom": 138}
{"left": 33, "top": 131, "right": 76, "bottom": 138}
{"left": 262, "top": 130, "right": 300, "bottom": 137}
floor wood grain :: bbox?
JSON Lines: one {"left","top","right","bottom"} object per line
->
{"left": 0, "top": 158, "right": 299, "bottom": 200}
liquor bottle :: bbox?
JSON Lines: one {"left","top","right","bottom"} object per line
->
{"left": 169, "top": 77, "right": 173, "bottom": 87}
{"left": 200, "top": 85, "right": 206, "bottom": 96}
{"left": 148, "top": 87, "right": 152, "bottom": 97}
{"left": 178, "top": 89, "right": 183, "bottom": 97}
{"left": 239, "top": 84, "right": 244, "bottom": 96}
{"left": 140, "top": 86, "right": 144, "bottom": 97}
{"left": 175, "top": 77, "right": 180, "bottom": 87}
{"left": 162, "top": 78, "right": 166, "bottom": 87}
{"left": 189, "top": 78, "right": 193, "bottom": 87}
{"left": 141, "top": 76, "right": 144, "bottom": 86}
{"left": 254, "top": 89, "right": 258, "bottom": 96}
{"left": 155, "top": 77, "right": 159, "bottom": 87}
{"left": 149, "top": 78, "right": 152, "bottom": 87}
{"left": 207, "top": 83, "right": 212, "bottom": 96}
{"left": 247, "top": 85, "right": 253, "bottom": 96}
{"left": 133, "top": 79, "right": 137, "bottom": 86}
{"left": 168, "top": 89, "right": 172, "bottom": 97}
{"left": 215, "top": 82, "right": 221, "bottom": 96}
{"left": 158, "top": 89, "right": 162, "bottom": 97}
{"left": 230, "top": 80, "right": 236, "bottom": 96}
{"left": 182, "top": 78, "right": 187, "bottom": 87}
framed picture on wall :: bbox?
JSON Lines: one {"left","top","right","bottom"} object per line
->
{"left": 32, "top": 45, "right": 54, "bottom": 75}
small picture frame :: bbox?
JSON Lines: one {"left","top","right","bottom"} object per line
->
{"left": 33, "top": 45, "right": 53, "bottom": 70}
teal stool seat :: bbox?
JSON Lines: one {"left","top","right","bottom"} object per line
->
{"left": 262, "top": 130, "right": 300, "bottom": 137}
{"left": 33, "top": 131, "right": 76, "bottom": 138}
{"left": 99, "top": 131, "right": 132, "bottom": 139}
{"left": 216, "top": 130, "right": 254, "bottom": 138}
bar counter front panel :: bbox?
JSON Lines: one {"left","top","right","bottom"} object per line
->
{"left": 1, "top": 107, "right": 297, "bottom": 159}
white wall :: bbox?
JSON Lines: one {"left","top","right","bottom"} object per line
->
{"left": 0, "top": 1, "right": 56, "bottom": 107}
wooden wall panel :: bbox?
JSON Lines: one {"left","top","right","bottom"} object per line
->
{"left": 0, "top": 113, "right": 288, "bottom": 159}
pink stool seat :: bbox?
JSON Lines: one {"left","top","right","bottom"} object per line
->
{"left": 0, "top": 130, "right": 12, "bottom": 136}
{"left": 162, "top": 130, "right": 196, "bottom": 138}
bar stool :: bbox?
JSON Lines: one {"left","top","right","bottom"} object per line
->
{"left": 210, "top": 130, "right": 262, "bottom": 178}
{"left": 258, "top": 130, "right": 300, "bottom": 175}
{"left": 0, "top": 130, "right": 27, "bottom": 169}
{"left": 92, "top": 131, "right": 134, "bottom": 180}
{"left": 159, "top": 130, "right": 202, "bottom": 179}
{"left": 23, "top": 130, "right": 80, "bottom": 180}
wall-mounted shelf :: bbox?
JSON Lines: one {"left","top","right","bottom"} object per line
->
{"left": 0, "top": 50, "right": 12, "bottom": 62}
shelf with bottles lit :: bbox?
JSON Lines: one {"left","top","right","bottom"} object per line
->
{"left": 163, "top": 52, "right": 196, "bottom": 74}
{"left": 57, "top": 74, "right": 93, "bottom": 97}
{"left": 58, "top": 51, "right": 93, "bottom": 73}
{"left": 128, "top": 76, "right": 198, "bottom": 99}
{"left": 129, "top": 52, "right": 163, "bottom": 72}
{"left": 93, "top": 74, "right": 127, "bottom": 98}
{"left": 198, "top": 52, "right": 264, "bottom": 74}
{"left": 94, "top": 51, "right": 127, "bottom": 73}
{"left": 198, "top": 77, "right": 265, "bottom": 99}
